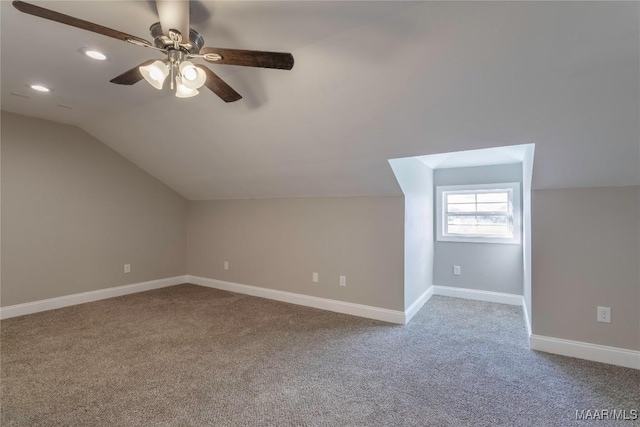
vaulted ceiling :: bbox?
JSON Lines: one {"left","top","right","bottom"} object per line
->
{"left": 2, "top": 1, "right": 638, "bottom": 200}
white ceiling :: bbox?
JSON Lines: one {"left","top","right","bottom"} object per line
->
{"left": 2, "top": 1, "right": 638, "bottom": 200}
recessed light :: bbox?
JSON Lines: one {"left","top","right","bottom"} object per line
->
{"left": 30, "top": 85, "right": 50, "bottom": 92}
{"left": 84, "top": 49, "right": 107, "bottom": 61}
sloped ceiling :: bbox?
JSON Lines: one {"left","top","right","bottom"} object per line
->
{"left": 2, "top": 1, "right": 638, "bottom": 200}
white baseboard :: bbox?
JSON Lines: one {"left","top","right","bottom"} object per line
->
{"left": 432, "top": 285, "right": 523, "bottom": 306}
{"left": 521, "top": 297, "right": 532, "bottom": 337}
{"left": 404, "top": 286, "right": 434, "bottom": 324}
{"left": 187, "top": 275, "right": 405, "bottom": 324}
{"left": 0, "top": 276, "right": 187, "bottom": 320}
{"left": 530, "top": 335, "right": 640, "bottom": 370}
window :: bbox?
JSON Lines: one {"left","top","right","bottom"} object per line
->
{"left": 436, "top": 182, "right": 521, "bottom": 244}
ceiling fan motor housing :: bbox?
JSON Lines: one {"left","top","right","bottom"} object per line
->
{"left": 150, "top": 22, "right": 204, "bottom": 54}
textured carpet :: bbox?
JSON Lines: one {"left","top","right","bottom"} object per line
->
{"left": 1, "top": 284, "right": 638, "bottom": 426}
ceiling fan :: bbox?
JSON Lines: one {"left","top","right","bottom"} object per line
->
{"left": 12, "top": 1, "right": 295, "bottom": 102}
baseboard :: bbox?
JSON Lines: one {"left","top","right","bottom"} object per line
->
{"left": 0, "top": 276, "right": 188, "bottom": 320}
{"left": 187, "top": 275, "right": 405, "bottom": 324}
{"left": 432, "top": 285, "right": 522, "bottom": 306}
{"left": 521, "top": 297, "right": 532, "bottom": 337}
{"left": 530, "top": 335, "right": 640, "bottom": 370}
{"left": 404, "top": 286, "right": 434, "bottom": 324}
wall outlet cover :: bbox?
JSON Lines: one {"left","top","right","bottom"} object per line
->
{"left": 597, "top": 306, "right": 611, "bottom": 323}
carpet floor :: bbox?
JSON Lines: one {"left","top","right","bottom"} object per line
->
{"left": 1, "top": 284, "right": 638, "bottom": 426}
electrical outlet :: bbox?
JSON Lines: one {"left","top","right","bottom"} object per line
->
{"left": 124, "top": 264, "right": 131, "bottom": 274}
{"left": 312, "top": 272, "right": 319, "bottom": 283}
{"left": 453, "top": 265, "right": 461, "bottom": 276}
{"left": 339, "top": 276, "right": 346, "bottom": 287}
{"left": 597, "top": 306, "right": 611, "bottom": 323}
{"left": 224, "top": 261, "right": 229, "bottom": 271}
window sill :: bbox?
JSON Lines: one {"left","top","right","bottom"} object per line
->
{"left": 437, "top": 235, "right": 521, "bottom": 245}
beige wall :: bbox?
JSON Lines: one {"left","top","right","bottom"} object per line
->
{"left": 188, "top": 197, "right": 405, "bottom": 311}
{"left": 532, "top": 187, "right": 640, "bottom": 350}
{"left": 5, "top": 111, "right": 638, "bottom": 353}
{"left": 1, "top": 112, "right": 188, "bottom": 306}
{"left": 433, "top": 163, "right": 524, "bottom": 296}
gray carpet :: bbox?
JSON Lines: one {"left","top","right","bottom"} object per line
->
{"left": 1, "top": 284, "right": 638, "bottom": 426}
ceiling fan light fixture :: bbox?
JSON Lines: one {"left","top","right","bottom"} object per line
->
{"left": 175, "top": 80, "right": 199, "bottom": 98}
{"left": 139, "top": 60, "right": 169, "bottom": 90}
{"left": 179, "top": 61, "right": 206, "bottom": 89}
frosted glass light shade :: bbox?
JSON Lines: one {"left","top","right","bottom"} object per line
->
{"left": 175, "top": 80, "right": 199, "bottom": 98}
{"left": 139, "top": 61, "right": 169, "bottom": 90}
{"left": 179, "top": 61, "right": 206, "bottom": 89}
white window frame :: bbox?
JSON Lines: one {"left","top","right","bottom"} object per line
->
{"left": 436, "top": 182, "right": 521, "bottom": 245}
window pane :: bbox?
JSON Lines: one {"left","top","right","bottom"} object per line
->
{"left": 476, "top": 215, "right": 508, "bottom": 225}
{"left": 447, "top": 203, "right": 476, "bottom": 213}
{"left": 477, "top": 192, "right": 508, "bottom": 203}
{"left": 448, "top": 216, "right": 477, "bottom": 225}
{"left": 477, "top": 202, "right": 508, "bottom": 213}
{"left": 439, "top": 185, "right": 517, "bottom": 240}
{"left": 447, "top": 193, "right": 476, "bottom": 204}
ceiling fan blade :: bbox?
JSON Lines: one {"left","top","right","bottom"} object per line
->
{"left": 197, "top": 66, "right": 242, "bottom": 103}
{"left": 156, "top": 0, "right": 190, "bottom": 39}
{"left": 110, "top": 60, "right": 156, "bottom": 85}
{"left": 12, "top": 1, "right": 152, "bottom": 47}
{"left": 200, "top": 47, "right": 294, "bottom": 70}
